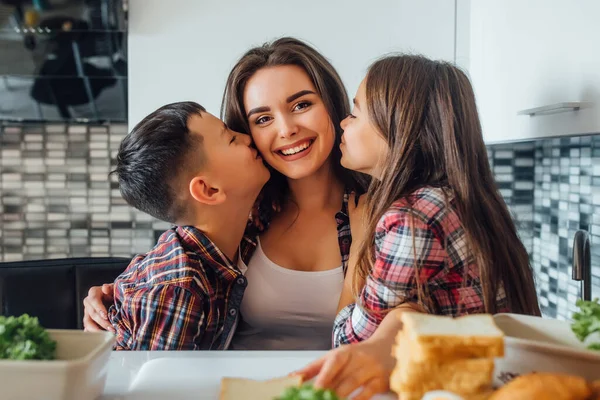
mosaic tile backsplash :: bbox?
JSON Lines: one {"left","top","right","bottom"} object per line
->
{"left": 488, "top": 136, "right": 600, "bottom": 320}
{"left": 0, "top": 123, "right": 170, "bottom": 261}
{"left": 0, "top": 122, "right": 599, "bottom": 320}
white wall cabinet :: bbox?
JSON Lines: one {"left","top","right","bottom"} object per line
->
{"left": 128, "top": 0, "right": 456, "bottom": 128}
{"left": 469, "top": 0, "right": 600, "bottom": 144}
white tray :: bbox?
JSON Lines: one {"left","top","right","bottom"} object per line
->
{"left": 127, "top": 352, "right": 396, "bottom": 400}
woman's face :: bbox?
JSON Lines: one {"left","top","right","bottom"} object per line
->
{"left": 339, "top": 78, "right": 388, "bottom": 179}
{"left": 243, "top": 65, "right": 335, "bottom": 180}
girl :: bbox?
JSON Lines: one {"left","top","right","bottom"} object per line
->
{"left": 298, "top": 54, "right": 541, "bottom": 399}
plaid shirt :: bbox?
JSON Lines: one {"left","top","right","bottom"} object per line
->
{"left": 333, "top": 186, "right": 509, "bottom": 347}
{"left": 240, "top": 189, "right": 353, "bottom": 274}
{"left": 109, "top": 226, "right": 246, "bottom": 350}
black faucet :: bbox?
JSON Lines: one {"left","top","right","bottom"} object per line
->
{"left": 572, "top": 230, "right": 592, "bottom": 301}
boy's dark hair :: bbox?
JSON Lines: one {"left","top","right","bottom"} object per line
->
{"left": 112, "top": 101, "right": 206, "bottom": 224}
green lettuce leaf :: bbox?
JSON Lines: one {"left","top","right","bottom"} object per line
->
{"left": 0, "top": 314, "right": 57, "bottom": 360}
{"left": 571, "top": 298, "right": 600, "bottom": 351}
{"left": 275, "top": 384, "right": 342, "bottom": 400}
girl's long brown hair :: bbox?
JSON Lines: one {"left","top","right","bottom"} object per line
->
{"left": 354, "top": 55, "right": 540, "bottom": 316}
{"left": 221, "top": 37, "right": 369, "bottom": 231}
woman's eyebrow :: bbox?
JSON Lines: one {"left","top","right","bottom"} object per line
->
{"left": 247, "top": 106, "right": 270, "bottom": 118}
{"left": 246, "top": 90, "right": 316, "bottom": 118}
{"left": 286, "top": 90, "right": 316, "bottom": 103}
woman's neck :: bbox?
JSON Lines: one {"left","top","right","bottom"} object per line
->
{"left": 286, "top": 160, "right": 344, "bottom": 212}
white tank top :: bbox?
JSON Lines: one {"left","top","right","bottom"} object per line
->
{"left": 230, "top": 239, "right": 344, "bottom": 350}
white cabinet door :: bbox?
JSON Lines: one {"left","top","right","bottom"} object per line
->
{"left": 469, "top": 0, "right": 600, "bottom": 144}
{"left": 128, "top": 0, "right": 456, "bottom": 128}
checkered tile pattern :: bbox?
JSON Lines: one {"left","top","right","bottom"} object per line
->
{"left": 488, "top": 136, "right": 600, "bottom": 320}
{"left": 0, "top": 123, "right": 170, "bottom": 262}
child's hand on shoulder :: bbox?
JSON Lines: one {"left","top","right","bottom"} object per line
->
{"left": 348, "top": 192, "right": 367, "bottom": 253}
{"left": 348, "top": 193, "right": 367, "bottom": 288}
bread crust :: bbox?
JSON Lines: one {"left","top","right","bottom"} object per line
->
{"left": 398, "top": 314, "right": 505, "bottom": 362}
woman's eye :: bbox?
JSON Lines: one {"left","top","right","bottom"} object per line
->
{"left": 230, "top": 135, "right": 236, "bottom": 144}
{"left": 255, "top": 116, "right": 271, "bottom": 125}
{"left": 346, "top": 113, "right": 356, "bottom": 119}
{"left": 293, "top": 101, "right": 312, "bottom": 111}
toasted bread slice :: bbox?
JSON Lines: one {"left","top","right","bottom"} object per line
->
{"left": 393, "top": 357, "right": 495, "bottom": 393}
{"left": 219, "top": 375, "right": 302, "bottom": 400}
{"left": 392, "top": 330, "right": 494, "bottom": 393}
{"left": 399, "top": 313, "right": 504, "bottom": 361}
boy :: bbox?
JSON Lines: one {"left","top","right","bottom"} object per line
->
{"left": 108, "top": 101, "right": 269, "bottom": 350}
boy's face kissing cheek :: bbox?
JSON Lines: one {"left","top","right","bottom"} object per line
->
{"left": 192, "top": 113, "right": 269, "bottom": 197}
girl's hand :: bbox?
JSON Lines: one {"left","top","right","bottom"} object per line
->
{"left": 295, "top": 339, "right": 394, "bottom": 400}
{"left": 348, "top": 193, "right": 367, "bottom": 254}
{"left": 337, "top": 192, "right": 368, "bottom": 312}
{"left": 347, "top": 193, "right": 367, "bottom": 290}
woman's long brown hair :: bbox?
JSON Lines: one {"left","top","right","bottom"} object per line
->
{"left": 354, "top": 55, "right": 540, "bottom": 316}
{"left": 221, "top": 37, "right": 369, "bottom": 231}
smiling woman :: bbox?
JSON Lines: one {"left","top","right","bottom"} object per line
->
{"left": 250, "top": 89, "right": 320, "bottom": 161}
{"left": 221, "top": 38, "right": 368, "bottom": 350}
{"left": 242, "top": 65, "right": 336, "bottom": 181}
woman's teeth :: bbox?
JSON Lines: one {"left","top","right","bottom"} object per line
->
{"left": 279, "top": 140, "right": 312, "bottom": 156}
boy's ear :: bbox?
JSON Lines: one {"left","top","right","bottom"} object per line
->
{"left": 189, "top": 175, "right": 226, "bottom": 205}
